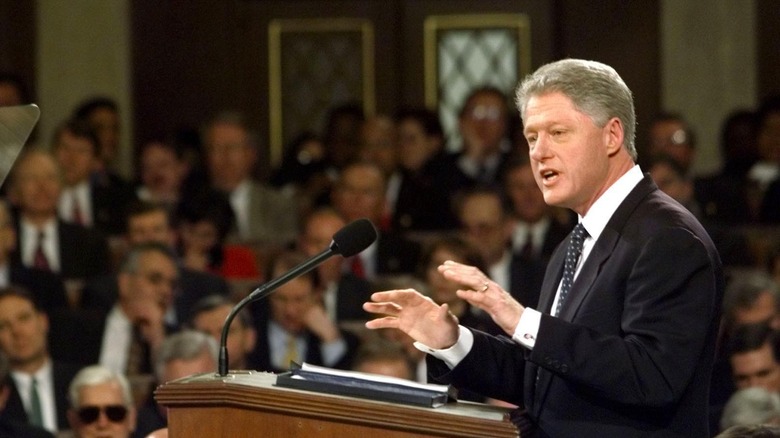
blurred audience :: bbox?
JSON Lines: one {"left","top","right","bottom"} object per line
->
{"left": 188, "top": 295, "right": 257, "bottom": 371}
{"left": 250, "top": 251, "right": 359, "bottom": 373}
{"left": 0, "top": 350, "right": 53, "bottom": 437}
{"left": 720, "top": 387, "right": 780, "bottom": 432}
{"left": 202, "top": 111, "right": 298, "bottom": 246}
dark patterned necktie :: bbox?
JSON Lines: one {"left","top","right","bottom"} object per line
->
{"left": 554, "top": 223, "right": 588, "bottom": 316}
{"left": 33, "top": 231, "right": 50, "bottom": 271}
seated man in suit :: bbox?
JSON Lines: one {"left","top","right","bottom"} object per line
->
{"left": 7, "top": 148, "right": 111, "bottom": 302}
{"left": 52, "top": 117, "right": 136, "bottom": 237}
{"left": 81, "top": 201, "right": 229, "bottom": 326}
{"left": 135, "top": 330, "right": 217, "bottom": 438}
{"left": 203, "top": 111, "right": 298, "bottom": 246}
{"left": 0, "top": 286, "right": 80, "bottom": 433}
{"left": 0, "top": 350, "right": 53, "bottom": 438}
{"left": 251, "top": 251, "right": 360, "bottom": 373}
{"left": 66, "top": 365, "right": 137, "bottom": 438}
{"left": 331, "top": 161, "right": 420, "bottom": 281}
{"left": 0, "top": 198, "right": 67, "bottom": 312}
{"left": 297, "top": 207, "right": 372, "bottom": 323}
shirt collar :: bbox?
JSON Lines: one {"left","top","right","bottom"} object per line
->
{"left": 579, "top": 165, "right": 643, "bottom": 242}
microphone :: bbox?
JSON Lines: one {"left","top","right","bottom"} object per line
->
{"left": 217, "top": 218, "right": 377, "bottom": 376}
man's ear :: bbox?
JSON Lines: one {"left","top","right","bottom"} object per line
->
{"left": 604, "top": 117, "right": 625, "bottom": 157}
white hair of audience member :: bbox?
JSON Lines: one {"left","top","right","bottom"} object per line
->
{"left": 721, "top": 387, "right": 780, "bottom": 431}
{"left": 69, "top": 365, "right": 134, "bottom": 408}
{"left": 154, "top": 330, "right": 219, "bottom": 380}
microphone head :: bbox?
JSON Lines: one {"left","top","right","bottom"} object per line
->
{"left": 330, "top": 218, "right": 378, "bottom": 257}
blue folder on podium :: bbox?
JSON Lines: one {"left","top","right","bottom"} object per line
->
{"left": 275, "top": 362, "right": 458, "bottom": 408}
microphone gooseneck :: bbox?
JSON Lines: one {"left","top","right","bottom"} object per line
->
{"left": 217, "top": 218, "right": 377, "bottom": 376}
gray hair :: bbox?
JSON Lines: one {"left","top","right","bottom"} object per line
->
{"left": 723, "top": 269, "right": 780, "bottom": 327}
{"left": 68, "top": 365, "right": 133, "bottom": 407}
{"left": 721, "top": 387, "right": 780, "bottom": 431}
{"left": 154, "top": 330, "right": 219, "bottom": 380}
{"left": 515, "top": 59, "right": 637, "bottom": 160}
{"left": 119, "top": 241, "right": 177, "bottom": 274}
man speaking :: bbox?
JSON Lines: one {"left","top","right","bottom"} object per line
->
{"left": 364, "top": 59, "right": 723, "bottom": 437}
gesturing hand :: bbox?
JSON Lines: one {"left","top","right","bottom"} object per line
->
{"left": 364, "top": 289, "right": 460, "bottom": 350}
{"left": 438, "top": 260, "right": 525, "bottom": 335}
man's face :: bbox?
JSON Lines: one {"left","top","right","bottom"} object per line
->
{"left": 523, "top": 92, "right": 615, "bottom": 216}
{"left": 88, "top": 107, "right": 120, "bottom": 165}
{"left": 54, "top": 129, "right": 97, "bottom": 186}
{"left": 505, "top": 162, "right": 548, "bottom": 223}
{"left": 731, "top": 342, "right": 780, "bottom": 392}
{"left": 649, "top": 162, "right": 692, "bottom": 205}
{"left": 0, "top": 82, "right": 22, "bottom": 106}
{"left": 270, "top": 278, "right": 314, "bottom": 333}
{"left": 192, "top": 304, "right": 255, "bottom": 369}
{"left": 205, "top": 122, "right": 256, "bottom": 192}
{"left": 332, "top": 165, "right": 385, "bottom": 223}
{"left": 126, "top": 211, "right": 175, "bottom": 246}
{"left": 119, "top": 250, "right": 179, "bottom": 312}
{"left": 359, "top": 116, "right": 398, "bottom": 175}
{"left": 10, "top": 151, "right": 61, "bottom": 218}
{"left": 459, "top": 92, "right": 508, "bottom": 155}
{"left": 734, "top": 291, "right": 780, "bottom": 329}
{"left": 140, "top": 142, "right": 187, "bottom": 196}
{"left": 68, "top": 381, "right": 135, "bottom": 438}
{"left": 397, "top": 118, "right": 439, "bottom": 173}
{"left": 459, "top": 193, "right": 510, "bottom": 264}
{"left": 649, "top": 119, "right": 693, "bottom": 171}
{"left": 0, "top": 296, "right": 49, "bottom": 369}
{"left": 299, "top": 213, "right": 345, "bottom": 282}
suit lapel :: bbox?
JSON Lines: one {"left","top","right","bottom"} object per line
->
{"left": 557, "top": 175, "right": 656, "bottom": 321}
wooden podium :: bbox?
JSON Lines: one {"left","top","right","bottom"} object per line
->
{"left": 155, "top": 370, "right": 519, "bottom": 437}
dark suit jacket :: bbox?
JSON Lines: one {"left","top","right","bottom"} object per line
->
{"left": 91, "top": 177, "right": 138, "bottom": 237}
{"left": 391, "top": 171, "right": 457, "bottom": 232}
{"left": 0, "top": 417, "right": 54, "bottom": 438}
{"left": 0, "top": 361, "right": 81, "bottom": 431}
{"left": 429, "top": 176, "right": 724, "bottom": 437}
{"left": 12, "top": 219, "right": 110, "bottom": 283}
{"left": 332, "top": 273, "right": 373, "bottom": 322}
{"left": 9, "top": 264, "right": 68, "bottom": 312}
{"left": 375, "top": 232, "right": 421, "bottom": 277}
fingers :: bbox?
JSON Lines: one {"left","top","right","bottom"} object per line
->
{"left": 438, "top": 260, "right": 491, "bottom": 292}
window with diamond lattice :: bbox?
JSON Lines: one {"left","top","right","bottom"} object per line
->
{"left": 269, "top": 19, "right": 375, "bottom": 166}
{"left": 424, "top": 15, "right": 531, "bottom": 151}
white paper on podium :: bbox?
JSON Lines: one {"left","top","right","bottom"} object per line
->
{"left": 0, "top": 104, "right": 40, "bottom": 187}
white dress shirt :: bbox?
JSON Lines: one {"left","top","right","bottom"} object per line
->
{"left": 229, "top": 180, "right": 251, "bottom": 240}
{"left": 58, "top": 181, "right": 92, "bottom": 226}
{"left": 11, "top": 359, "right": 58, "bottom": 432}
{"left": 19, "top": 218, "right": 60, "bottom": 272}
{"left": 98, "top": 305, "right": 133, "bottom": 374}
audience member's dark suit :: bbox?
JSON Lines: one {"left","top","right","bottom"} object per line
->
{"left": 428, "top": 176, "right": 724, "bottom": 437}
{"left": 91, "top": 178, "right": 138, "bottom": 236}
{"left": 9, "top": 264, "right": 68, "bottom": 312}
{"left": 12, "top": 219, "right": 110, "bottom": 282}
{"left": 331, "top": 273, "right": 373, "bottom": 322}
{"left": 427, "top": 150, "right": 513, "bottom": 196}
{"left": 694, "top": 173, "right": 754, "bottom": 225}
{"left": 375, "top": 232, "right": 421, "bottom": 277}
{"left": 509, "top": 219, "right": 572, "bottom": 310}
{"left": 0, "top": 361, "right": 81, "bottom": 431}
{"left": 132, "top": 399, "right": 166, "bottom": 438}
{"left": 0, "top": 417, "right": 54, "bottom": 438}
{"left": 47, "top": 308, "right": 107, "bottom": 366}
{"left": 80, "top": 267, "right": 229, "bottom": 325}
{"left": 760, "top": 177, "right": 780, "bottom": 223}
{"left": 391, "top": 171, "right": 457, "bottom": 232}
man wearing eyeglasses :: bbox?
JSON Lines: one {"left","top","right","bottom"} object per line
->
{"left": 66, "top": 365, "right": 136, "bottom": 438}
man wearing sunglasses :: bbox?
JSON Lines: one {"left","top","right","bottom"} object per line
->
{"left": 66, "top": 365, "right": 135, "bottom": 438}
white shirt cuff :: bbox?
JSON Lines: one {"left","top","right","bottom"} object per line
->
{"left": 413, "top": 325, "right": 474, "bottom": 369}
{"left": 513, "top": 307, "right": 541, "bottom": 349}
